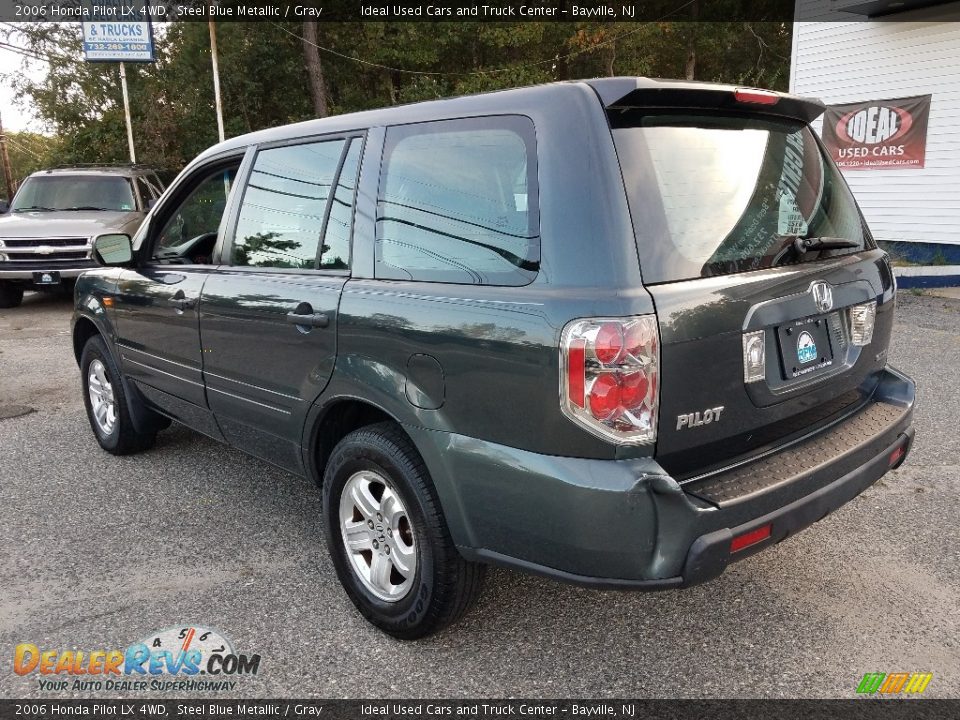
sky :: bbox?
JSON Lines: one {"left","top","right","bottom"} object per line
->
{"left": 0, "top": 30, "right": 47, "bottom": 134}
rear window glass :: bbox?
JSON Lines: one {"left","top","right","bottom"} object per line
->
{"left": 376, "top": 115, "right": 539, "bottom": 286}
{"left": 613, "top": 115, "right": 873, "bottom": 284}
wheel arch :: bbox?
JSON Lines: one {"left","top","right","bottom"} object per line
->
{"left": 304, "top": 396, "right": 403, "bottom": 488}
{"left": 72, "top": 315, "right": 103, "bottom": 366}
{"left": 73, "top": 312, "right": 166, "bottom": 435}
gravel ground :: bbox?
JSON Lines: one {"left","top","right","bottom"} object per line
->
{"left": 0, "top": 290, "right": 958, "bottom": 699}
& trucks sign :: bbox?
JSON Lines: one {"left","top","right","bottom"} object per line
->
{"left": 821, "top": 94, "right": 932, "bottom": 170}
{"left": 81, "top": 1, "right": 155, "bottom": 63}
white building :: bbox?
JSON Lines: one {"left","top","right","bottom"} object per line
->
{"left": 791, "top": 0, "right": 960, "bottom": 264}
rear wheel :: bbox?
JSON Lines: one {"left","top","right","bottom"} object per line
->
{"left": 81, "top": 336, "right": 157, "bottom": 455}
{"left": 322, "top": 422, "right": 485, "bottom": 639}
{"left": 0, "top": 281, "right": 23, "bottom": 308}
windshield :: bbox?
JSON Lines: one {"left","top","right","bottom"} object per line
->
{"left": 613, "top": 114, "right": 873, "bottom": 283}
{"left": 11, "top": 175, "right": 136, "bottom": 212}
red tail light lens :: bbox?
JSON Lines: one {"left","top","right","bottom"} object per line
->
{"left": 620, "top": 371, "right": 649, "bottom": 410}
{"left": 588, "top": 373, "right": 622, "bottom": 420}
{"left": 567, "top": 338, "right": 586, "bottom": 408}
{"left": 594, "top": 323, "right": 625, "bottom": 364}
{"left": 561, "top": 316, "right": 659, "bottom": 444}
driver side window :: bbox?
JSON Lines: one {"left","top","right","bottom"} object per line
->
{"left": 152, "top": 165, "right": 239, "bottom": 264}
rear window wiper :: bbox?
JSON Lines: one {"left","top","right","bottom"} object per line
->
{"left": 796, "top": 236, "right": 861, "bottom": 252}
{"left": 773, "top": 235, "right": 861, "bottom": 265}
{"left": 13, "top": 205, "right": 54, "bottom": 212}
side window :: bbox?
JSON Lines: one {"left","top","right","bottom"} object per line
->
{"left": 376, "top": 116, "right": 539, "bottom": 285}
{"left": 320, "top": 138, "right": 362, "bottom": 270}
{"left": 231, "top": 139, "right": 345, "bottom": 269}
{"left": 136, "top": 177, "right": 156, "bottom": 208}
{"left": 153, "top": 164, "right": 240, "bottom": 265}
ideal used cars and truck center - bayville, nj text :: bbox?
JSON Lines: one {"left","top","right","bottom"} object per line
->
{"left": 35, "top": 4, "right": 621, "bottom": 19}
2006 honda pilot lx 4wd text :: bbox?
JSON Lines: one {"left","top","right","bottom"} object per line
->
{"left": 72, "top": 78, "right": 916, "bottom": 638}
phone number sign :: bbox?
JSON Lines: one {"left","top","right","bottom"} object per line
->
{"left": 82, "top": 17, "right": 155, "bottom": 62}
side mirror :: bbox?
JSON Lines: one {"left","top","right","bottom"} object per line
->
{"left": 0, "top": 200, "right": 9, "bottom": 214}
{"left": 93, "top": 233, "right": 134, "bottom": 266}
{"left": 147, "top": 198, "right": 158, "bottom": 210}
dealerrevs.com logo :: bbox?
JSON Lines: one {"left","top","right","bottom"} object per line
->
{"left": 14, "top": 626, "right": 261, "bottom": 693}
{"left": 856, "top": 672, "right": 933, "bottom": 696}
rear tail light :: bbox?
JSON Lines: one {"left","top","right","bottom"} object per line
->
{"left": 849, "top": 301, "right": 877, "bottom": 346}
{"left": 560, "top": 316, "right": 659, "bottom": 444}
{"left": 733, "top": 88, "right": 780, "bottom": 105}
{"left": 742, "top": 330, "right": 766, "bottom": 383}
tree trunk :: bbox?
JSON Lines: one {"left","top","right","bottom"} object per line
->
{"left": 302, "top": 21, "right": 329, "bottom": 118}
{"left": 685, "top": 1, "right": 699, "bottom": 81}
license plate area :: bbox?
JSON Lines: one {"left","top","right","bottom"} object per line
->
{"left": 776, "top": 314, "right": 835, "bottom": 380}
{"left": 32, "top": 271, "right": 61, "bottom": 285}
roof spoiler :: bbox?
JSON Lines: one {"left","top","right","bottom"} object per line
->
{"left": 588, "top": 78, "right": 825, "bottom": 125}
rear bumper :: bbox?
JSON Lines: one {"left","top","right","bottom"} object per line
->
{"left": 680, "top": 423, "right": 913, "bottom": 587}
{"left": 408, "top": 365, "right": 915, "bottom": 589}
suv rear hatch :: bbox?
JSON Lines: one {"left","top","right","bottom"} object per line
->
{"left": 599, "top": 80, "right": 897, "bottom": 479}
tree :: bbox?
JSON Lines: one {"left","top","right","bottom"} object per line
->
{"left": 1, "top": 21, "right": 793, "bottom": 174}
{"left": 4, "top": 132, "right": 57, "bottom": 184}
{"left": 302, "top": 21, "right": 329, "bottom": 117}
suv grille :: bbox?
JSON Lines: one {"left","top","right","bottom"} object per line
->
{"left": 3, "top": 237, "right": 87, "bottom": 248}
{"left": 1, "top": 237, "right": 90, "bottom": 263}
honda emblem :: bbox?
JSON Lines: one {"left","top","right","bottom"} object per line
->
{"left": 811, "top": 281, "right": 833, "bottom": 313}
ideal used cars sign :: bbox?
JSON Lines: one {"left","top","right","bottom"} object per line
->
{"left": 821, "top": 94, "right": 932, "bottom": 171}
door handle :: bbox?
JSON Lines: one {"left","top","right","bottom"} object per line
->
{"left": 168, "top": 290, "right": 196, "bottom": 312}
{"left": 286, "top": 311, "right": 329, "bottom": 328}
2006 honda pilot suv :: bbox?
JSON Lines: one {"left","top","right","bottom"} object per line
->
{"left": 72, "top": 78, "right": 915, "bottom": 638}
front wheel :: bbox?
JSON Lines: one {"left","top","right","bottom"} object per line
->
{"left": 80, "top": 336, "right": 157, "bottom": 455}
{"left": 322, "top": 422, "right": 485, "bottom": 639}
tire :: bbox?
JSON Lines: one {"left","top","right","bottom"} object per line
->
{"left": 322, "top": 422, "right": 485, "bottom": 639}
{"left": 0, "top": 281, "right": 23, "bottom": 308}
{"left": 80, "top": 335, "right": 157, "bottom": 455}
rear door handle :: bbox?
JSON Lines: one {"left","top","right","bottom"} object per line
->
{"left": 286, "top": 312, "right": 329, "bottom": 328}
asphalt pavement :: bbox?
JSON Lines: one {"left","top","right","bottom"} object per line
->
{"left": 0, "top": 290, "right": 958, "bottom": 699}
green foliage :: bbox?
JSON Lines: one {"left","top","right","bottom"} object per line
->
{"left": 3, "top": 21, "right": 792, "bottom": 174}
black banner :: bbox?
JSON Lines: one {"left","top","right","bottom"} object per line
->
{"left": 2, "top": 700, "right": 959, "bottom": 720}
{"left": 3, "top": 0, "right": 959, "bottom": 24}
{"left": 0, "top": 0, "right": 796, "bottom": 23}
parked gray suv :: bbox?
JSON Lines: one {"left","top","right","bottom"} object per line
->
{"left": 0, "top": 165, "right": 164, "bottom": 307}
{"left": 71, "top": 78, "right": 915, "bottom": 638}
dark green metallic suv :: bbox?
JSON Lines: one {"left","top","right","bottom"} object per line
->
{"left": 72, "top": 78, "right": 916, "bottom": 638}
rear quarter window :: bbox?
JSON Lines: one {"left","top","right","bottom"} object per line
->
{"left": 375, "top": 115, "right": 539, "bottom": 286}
